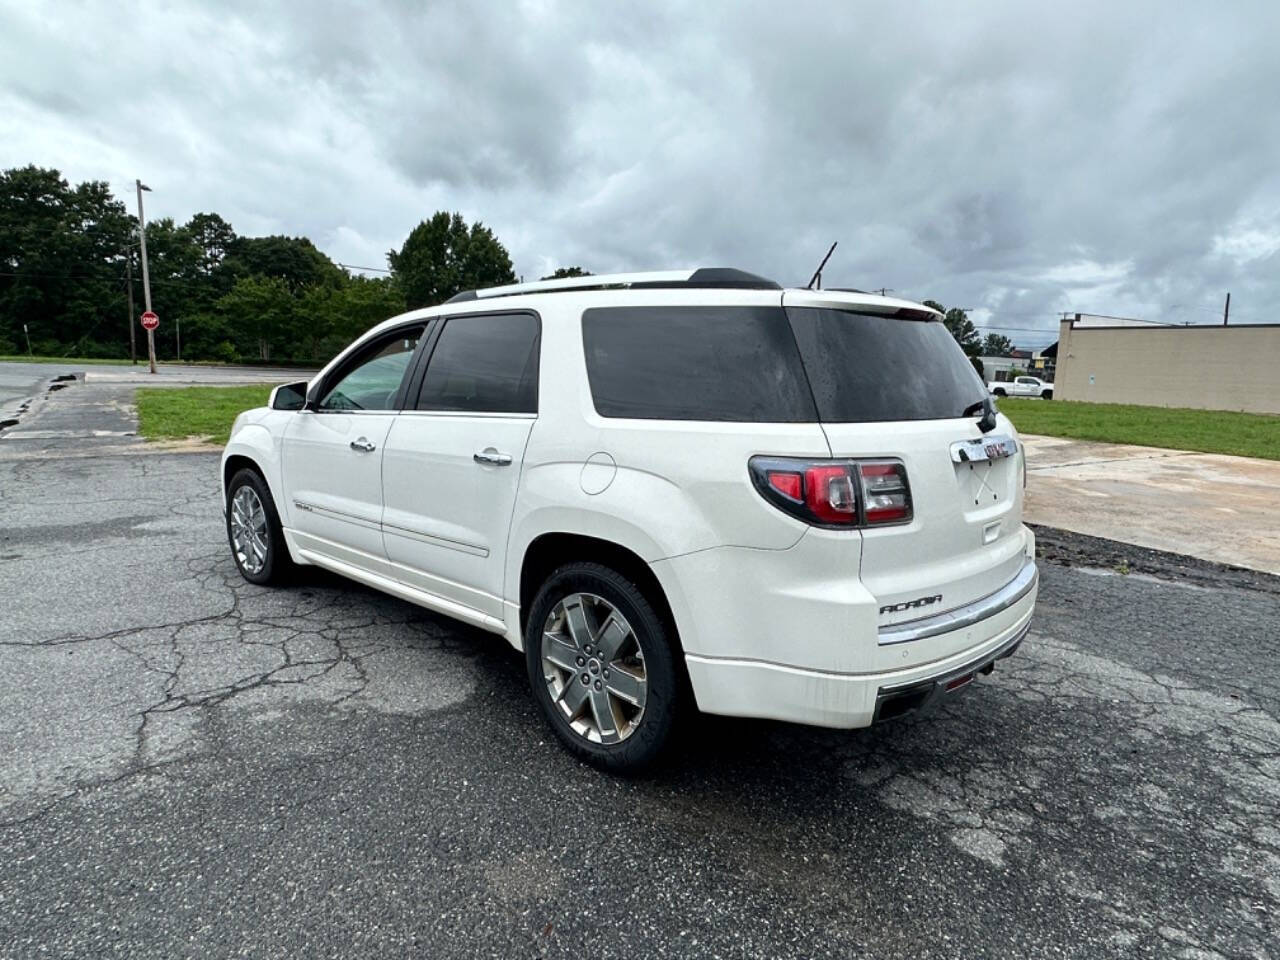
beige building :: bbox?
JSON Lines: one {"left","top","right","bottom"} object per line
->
{"left": 1055, "top": 315, "right": 1280, "bottom": 414}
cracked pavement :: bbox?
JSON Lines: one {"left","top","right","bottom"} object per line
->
{"left": 1, "top": 446, "right": 1278, "bottom": 959}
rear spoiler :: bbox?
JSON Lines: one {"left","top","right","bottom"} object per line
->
{"left": 782, "top": 289, "right": 942, "bottom": 322}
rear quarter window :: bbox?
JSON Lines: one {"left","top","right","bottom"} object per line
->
{"left": 581, "top": 306, "right": 817, "bottom": 422}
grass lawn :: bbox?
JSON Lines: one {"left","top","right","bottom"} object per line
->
{"left": 133, "top": 385, "right": 1280, "bottom": 460}
{"left": 0, "top": 354, "right": 134, "bottom": 365}
{"left": 998, "top": 397, "right": 1280, "bottom": 461}
{"left": 136, "top": 385, "right": 272, "bottom": 446}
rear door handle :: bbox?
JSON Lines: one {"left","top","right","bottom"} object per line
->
{"left": 473, "top": 448, "right": 512, "bottom": 466}
{"left": 350, "top": 437, "right": 377, "bottom": 453}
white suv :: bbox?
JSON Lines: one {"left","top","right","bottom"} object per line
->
{"left": 221, "top": 269, "right": 1038, "bottom": 771}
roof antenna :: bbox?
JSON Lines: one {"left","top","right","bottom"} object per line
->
{"left": 806, "top": 241, "right": 838, "bottom": 290}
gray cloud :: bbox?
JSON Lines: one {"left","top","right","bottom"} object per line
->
{"left": 2, "top": 0, "right": 1277, "bottom": 347}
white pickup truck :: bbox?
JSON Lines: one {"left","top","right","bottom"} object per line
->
{"left": 988, "top": 375, "right": 1053, "bottom": 399}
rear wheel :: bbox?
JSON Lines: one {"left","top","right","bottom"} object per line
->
{"left": 1042, "top": 389, "right": 1053, "bottom": 400}
{"left": 525, "top": 562, "right": 682, "bottom": 773}
{"left": 226, "top": 468, "right": 292, "bottom": 585}
{"left": 993, "top": 388, "right": 1007, "bottom": 397}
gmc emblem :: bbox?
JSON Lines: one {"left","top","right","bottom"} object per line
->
{"left": 880, "top": 594, "right": 943, "bottom": 615}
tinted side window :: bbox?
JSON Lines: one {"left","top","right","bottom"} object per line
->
{"left": 787, "top": 308, "right": 987, "bottom": 422}
{"left": 417, "top": 313, "right": 540, "bottom": 413}
{"left": 581, "top": 306, "right": 817, "bottom": 422}
{"left": 319, "top": 327, "right": 423, "bottom": 411}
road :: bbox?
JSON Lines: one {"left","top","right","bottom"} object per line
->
{"left": 1, "top": 446, "right": 1278, "bottom": 958}
{"left": 0, "top": 360, "right": 315, "bottom": 455}
{"left": 0, "top": 360, "right": 310, "bottom": 424}
{"left": 0, "top": 361, "right": 77, "bottom": 423}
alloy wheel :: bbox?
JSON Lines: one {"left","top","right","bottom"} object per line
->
{"left": 540, "top": 592, "right": 648, "bottom": 744}
{"left": 230, "top": 485, "right": 269, "bottom": 576}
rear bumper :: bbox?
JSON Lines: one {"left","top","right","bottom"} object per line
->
{"left": 682, "top": 559, "right": 1037, "bottom": 729}
{"left": 872, "top": 617, "right": 1029, "bottom": 723}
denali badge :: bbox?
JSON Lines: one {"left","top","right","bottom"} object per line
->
{"left": 880, "top": 594, "right": 943, "bottom": 615}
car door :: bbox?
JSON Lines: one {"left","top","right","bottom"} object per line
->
{"left": 281, "top": 324, "right": 426, "bottom": 576}
{"left": 380, "top": 311, "right": 540, "bottom": 624}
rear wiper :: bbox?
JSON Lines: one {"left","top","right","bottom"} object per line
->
{"left": 962, "top": 397, "right": 999, "bottom": 434}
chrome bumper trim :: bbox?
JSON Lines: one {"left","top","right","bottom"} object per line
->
{"left": 877, "top": 558, "right": 1038, "bottom": 646}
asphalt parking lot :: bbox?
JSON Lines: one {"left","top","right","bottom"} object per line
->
{"left": 2, "top": 445, "right": 1279, "bottom": 958}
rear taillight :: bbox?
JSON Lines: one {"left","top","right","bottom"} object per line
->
{"left": 749, "top": 457, "right": 912, "bottom": 528}
{"left": 858, "top": 461, "right": 911, "bottom": 524}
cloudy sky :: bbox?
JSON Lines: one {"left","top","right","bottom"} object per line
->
{"left": 3, "top": 1, "right": 1277, "bottom": 348}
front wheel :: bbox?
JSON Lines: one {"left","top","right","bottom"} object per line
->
{"left": 226, "top": 468, "right": 292, "bottom": 585}
{"left": 1042, "top": 389, "right": 1053, "bottom": 399}
{"left": 525, "top": 562, "right": 683, "bottom": 773}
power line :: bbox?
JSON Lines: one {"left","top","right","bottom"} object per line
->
{"left": 338, "top": 262, "right": 391, "bottom": 274}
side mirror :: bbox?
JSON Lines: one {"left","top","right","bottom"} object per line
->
{"left": 270, "top": 380, "right": 309, "bottom": 411}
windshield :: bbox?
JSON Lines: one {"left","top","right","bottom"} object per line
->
{"left": 786, "top": 307, "right": 988, "bottom": 423}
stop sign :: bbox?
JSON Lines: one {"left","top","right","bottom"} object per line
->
{"left": 140, "top": 310, "right": 159, "bottom": 331}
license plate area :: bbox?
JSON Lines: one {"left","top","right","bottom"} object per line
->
{"left": 950, "top": 434, "right": 1017, "bottom": 464}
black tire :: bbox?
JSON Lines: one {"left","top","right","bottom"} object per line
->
{"left": 225, "top": 467, "right": 293, "bottom": 586}
{"left": 525, "top": 562, "right": 683, "bottom": 774}
{"left": 1042, "top": 389, "right": 1053, "bottom": 400}
{"left": 993, "top": 388, "right": 1007, "bottom": 397}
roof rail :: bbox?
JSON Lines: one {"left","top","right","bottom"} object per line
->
{"left": 445, "top": 267, "right": 781, "bottom": 303}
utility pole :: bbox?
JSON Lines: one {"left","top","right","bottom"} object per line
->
{"left": 1223, "top": 292, "right": 1231, "bottom": 326}
{"left": 875, "top": 287, "right": 894, "bottom": 296}
{"left": 176, "top": 316, "right": 181, "bottom": 361}
{"left": 126, "top": 249, "right": 137, "bottom": 364}
{"left": 135, "top": 179, "right": 156, "bottom": 374}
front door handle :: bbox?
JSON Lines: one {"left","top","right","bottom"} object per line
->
{"left": 473, "top": 448, "right": 513, "bottom": 466}
{"left": 350, "top": 437, "right": 377, "bottom": 453}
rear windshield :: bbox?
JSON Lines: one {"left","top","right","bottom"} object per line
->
{"left": 581, "top": 306, "right": 817, "bottom": 421}
{"left": 786, "top": 307, "right": 988, "bottom": 422}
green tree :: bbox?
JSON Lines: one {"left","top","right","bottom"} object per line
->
{"left": 0, "top": 166, "right": 133, "bottom": 357}
{"left": 388, "top": 211, "right": 515, "bottom": 308}
{"left": 944, "top": 308, "right": 981, "bottom": 357}
{"left": 173, "top": 308, "right": 238, "bottom": 363}
{"left": 218, "top": 275, "right": 301, "bottom": 362}
{"left": 219, "top": 235, "right": 343, "bottom": 295}
{"left": 0, "top": 167, "right": 524, "bottom": 362}
{"left": 923, "top": 299, "right": 981, "bottom": 357}
{"left": 301, "top": 275, "right": 406, "bottom": 361}
{"left": 540, "top": 266, "right": 591, "bottom": 280}
{"left": 980, "top": 333, "right": 1015, "bottom": 357}
{"left": 186, "top": 212, "right": 236, "bottom": 278}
